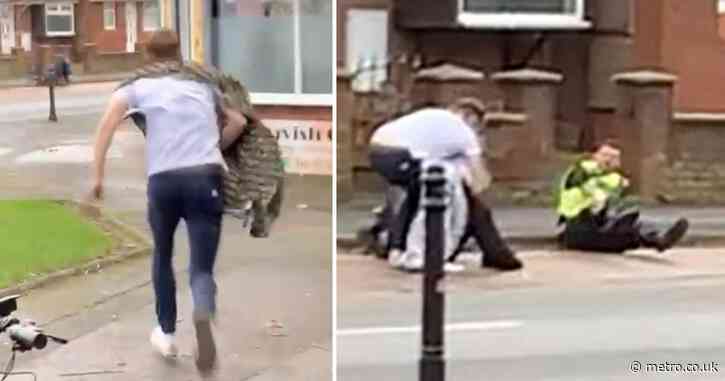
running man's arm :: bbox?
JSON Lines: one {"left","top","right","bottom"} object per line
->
{"left": 93, "top": 91, "right": 129, "bottom": 190}
{"left": 220, "top": 106, "right": 248, "bottom": 150}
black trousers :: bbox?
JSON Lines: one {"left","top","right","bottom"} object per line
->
{"left": 368, "top": 145, "right": 420, "bottom": 252}
{"left": 451, "top": 185, "right": 512, "bottom": 260}
{"left": 559, "top": 210, "right": 660, "bottom": 253}
{"left": 368, "top": 144, "right": 511, "bottom": 258}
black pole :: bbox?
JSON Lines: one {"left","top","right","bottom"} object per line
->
{"left": 210, "top": 0, "right": 219, "bottom": 67}
{"left": 48, "top": 75, "right": 57, "bottom": 122}
{"left": 174, "top": 0, "right": 181, "bottom": 36}
{"left": 419, "top": 162, "right": 447, "bottom": 381}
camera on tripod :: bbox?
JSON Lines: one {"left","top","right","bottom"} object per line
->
{"left": 0, "top": 295, "right": 67, "bottom": 352}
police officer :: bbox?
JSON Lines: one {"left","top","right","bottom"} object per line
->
{"left": 556, "top": 140, "right": 689, "bottom": 253}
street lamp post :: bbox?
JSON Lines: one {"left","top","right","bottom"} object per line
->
{"left": 419, "top": 161, "right": 447, "bottom": 381}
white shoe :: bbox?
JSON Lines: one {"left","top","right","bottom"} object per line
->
{"left": 401, "top": 252, "right": 424, "bottom": 272}
{"left": 150, "top": 326, "right": 178, "bottom": 358}
{"left": 388, "top": 249, "right": 406, "bottom": 268}
{"left": 444, "top": 262, "right": 465, "bottom": 273}
{"left": 401, "top": 255, "right": 465, "bottom": 273}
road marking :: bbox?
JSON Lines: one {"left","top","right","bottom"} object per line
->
{"left": 337, "top": 320, "right": 523, "bottom": 337}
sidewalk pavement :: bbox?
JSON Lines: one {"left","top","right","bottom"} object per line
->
{"left": 339, "top": 246, "right": 725, "bottom": 299}
{"left": 0, "top": 72, "right": 132, "bottom": 89}
{"left": 7, "top": 175, "right": 331, "bottom": 381}
{"left": 338, "top": 193, "right": 725, "bottom": 250}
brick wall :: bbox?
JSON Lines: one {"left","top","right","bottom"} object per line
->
{"left": 660, "top": 114, "right": 725, "bottom": 203}
{"left": 0, "top": 56, "right": 14, "bottom": 79}
{"left": 662, "top": 161, "right": 725, "bottom": 204}
{"left": 88, "top": 2, "right": 127, "bottom": 53}
{"left": 650, "top": 0, "right": 725, "bottom": 112}
{"left": 88, "top": 51, "right": 143, "bottom": 73}
{"left": 338, "top": 72, "right": 354, "bottom": 203}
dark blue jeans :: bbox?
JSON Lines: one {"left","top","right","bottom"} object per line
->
{"left": 148, "top": 164, "right": 224, "bottom": 334}
{"left": 368, "top": 144, "right": 421, "bottom": 252}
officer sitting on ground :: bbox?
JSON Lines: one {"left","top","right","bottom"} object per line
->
{"left": 556, "top": 140, "right": 689, "bottom": 253}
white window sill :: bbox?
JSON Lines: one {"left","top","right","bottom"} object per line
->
{"left": 250, "top": 93, "right": 333, "bottom": 107}
{"left": 46, "top": 32, "right": 75, "bottom": 37}
{"left": 458, "top": 13, "right": 591, "bottom": 30}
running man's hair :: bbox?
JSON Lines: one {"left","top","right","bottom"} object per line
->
{"left": 146, "top": 29, "right": 181, "bottom": 62}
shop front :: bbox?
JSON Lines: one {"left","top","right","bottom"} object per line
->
{"left": 184, "top": 0, "right": 333, "bottom": 176}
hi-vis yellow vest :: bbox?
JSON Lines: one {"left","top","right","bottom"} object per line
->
{"left": 556, "top": 160, "right": 627, "bottom": 219}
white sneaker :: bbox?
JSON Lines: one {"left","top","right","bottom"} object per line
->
{"left": 388, "top": 249, "right": 406, "bottom": 268}
{"left": 444, "top": 262, "right": 465, "bottom": 273}
{"left": 401, "top": 254, "right": 465, "bottom": 273}
{"left": 401, "top": 252, "right": 424, "bottom": 272}
{"left": 150, "top": 326, "right": 178, "bottom": 358}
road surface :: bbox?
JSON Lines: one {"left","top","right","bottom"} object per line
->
{"left": 338, "top": 250, "right": 725, "bottom": 380}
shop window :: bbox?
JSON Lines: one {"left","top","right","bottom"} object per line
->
{"left": 216, "top": 0, "right": 332, "bottom": 105}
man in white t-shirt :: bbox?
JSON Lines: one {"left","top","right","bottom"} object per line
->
{"left": 368, "top": 98, "right": 523, "bottom": 271}
{"left": 90, "top": 31, "right": 247, "bottom": 373}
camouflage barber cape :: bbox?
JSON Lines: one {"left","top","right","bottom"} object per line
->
{"left": 118, "top": 61, "right": 285, "bottom": 238}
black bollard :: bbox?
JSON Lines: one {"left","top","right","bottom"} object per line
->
{"left": 419, "top": 162, "right": 447, "bottom": 381}
{"left": 48, "top": 67, "right": 58, "bottom": 122}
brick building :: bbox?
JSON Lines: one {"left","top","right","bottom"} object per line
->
{"left": 338, "top": 0, "right": 725, "bottom": 201}
{"left": 0, "top": 0, "right": 172, "bottom": 77}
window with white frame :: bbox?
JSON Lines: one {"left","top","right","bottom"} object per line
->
{"left": 346, "top": 9, "right": 388, "bottom": 93}
{"left": 103, "top": 2, "right": 116, "bottom": 30}
{"left": 216, "top": 0, "right": 333, "bottom": 105}
{"left": 458, "top": 0, "right": 590, "bottom": 29}
{"left": 143, "top": 0, "right": 161, "bottom": 31}
{"left": 45, "top": 2, "right": 75, "bottom": 37}
{"left": 719, "top": 0, "right": 725, "bottom": 13}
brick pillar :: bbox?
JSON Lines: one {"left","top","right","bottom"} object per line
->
{"left": 491, "top": 68, "right": 563, "bottom": 157}
{"left": 83, "top": 43, "right": 97, "bottom": 74}
{"left": 410, "top": 63, "right": 486, "bottom": 106}
{"left": 72, "top": 1, "right": 87, "bottom": 62}
{"left": 612, "top": 70, "right": 677, "bottom": 201}
{"left": 337, "top": 68, "right": 355, "bottom": 203}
